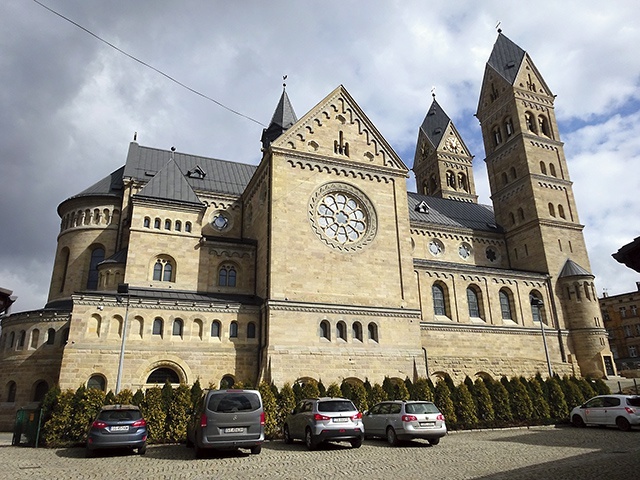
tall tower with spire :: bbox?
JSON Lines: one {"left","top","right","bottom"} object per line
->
{"left": 476, "top": 32, "right": 612, "bottom": 377}
{"left": 413, "top": 96, "right": 478, "bottom": 203}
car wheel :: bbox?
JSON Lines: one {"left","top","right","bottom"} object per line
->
{"left": 305, "top": 428, "right": 317, "bottom": 451}
{"left": 250, "top": 445, "right": 262, "bottom": 455}
{"left": 386, "top": 427, "right": 399, "bottom": 447}
{"left": 283, "top": 425, "right": 293, "bottom": 444}
{"left": 571, "top": 414, "right": 586, "bottom": 428}
{"left": 428, "top": 438, "right": 440, "bottom": 446}
{"left": 350, "top": 437, "right": 362, "bottom": 448}
{"left": 616, "top": 416, "right": 631, "bottom": 432}
{"left": 138, "top": 444, "right": 147, "bottom": 455}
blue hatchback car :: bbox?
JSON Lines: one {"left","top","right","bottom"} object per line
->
{"left": 86, "top": 405, "right": 148, "bottom": 457}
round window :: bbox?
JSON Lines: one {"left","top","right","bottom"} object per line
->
{"left": 212, "top": 212, "right": 229, "bottom": 231}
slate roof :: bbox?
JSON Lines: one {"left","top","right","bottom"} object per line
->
{"left": 487, "top": 33, "right": 526, "bottom": 85}
{"left": 559, "top": 259, "right": 592, "bottom": 278}
{"left": 135, "top": 157, "right": 202, "bottom": 205}
{"left": 261, "top": 88, "right": 298, "bottom": 148}
{"left": 123, "top": 142, "right": 256, "bottom": 197}
{"left": 419, "top": 98, "right": 451, "bottom": 148}
{"left": 612, "top": 236, "right": 640, "bottom": 273}
{"left": 407, "top": 192, "right": 502, "bottom": 233}
{"left": 69, "top": 166, "right": 125, "bottom": 198}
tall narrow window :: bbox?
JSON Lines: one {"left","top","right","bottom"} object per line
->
{"left": 154, "top": 218, "right": 161, "bottom": 229}
{"left": 218, "top": 266, "right": 237, "bottom": 287}
{"left": 549, "top": 163, "right": 557, "bottom": 177}
{"left": 153, "top": 318, "right": 163, "bottom": 336}
{"left": 87, "top": 247, "right": 105, "bottom": 290}
{"left": 467, "top": 287, "right": 480, "bottom": 318}
{"left": 558, "top": 204, "right": 566, "bottom": 219}
{"left": 247, "top": 322, "right": 256, "bottom": 339}
{"left": 320, "top": 320, "right": 330, "bottom": 340}
{"left": 144, "top": 217, "right": 151, "bottom": 228}
{"left": 367, "top": 323, "right": 379, "bottom": 342}
{"left": 229, "top": 321, "right": 238, "bottom": 338}
{"left": 152, "top": 257, "right": 174, "bottom": 282}
{"left": 46, "top": 328, "right": 55, "bottom": 345}
{"left": 499, "top": 289, "right": 513, "bottom": 320}
{"left": 30, "top": 329, "right": 39, "bottom": 349}
{"left": 540, "top": 162, "right": 547, "bottom": 175}
{"left": 175, "top": 220, "right": 181, "bottom": 231}
{"left": 211, "top": 321, "right": 221, "bottom": 338}
{"left": 352, "top": 322, "right": 363, "bottom": 342}
{"left": 185, "top": 222, "right": 192, "bottom": 232}
{"left": 432, "top": 284, "right": 447, "bottom": 316}
{"left": 164, "top": 219, "right": 171, "bottom": 230}
{"left": 548, "top": 203, "right": 556, "bottom": 217}
{"left": 7, "top": 382, "right": 17, "bottom": 403}
{"left": 17, "top": 330, "right": 26, "bottom": 349}
{"left": 337, "top": 321, "right": 347, "bottom": 341}
{"left": 172, "top": 319, "right": 183, "bottom": 336}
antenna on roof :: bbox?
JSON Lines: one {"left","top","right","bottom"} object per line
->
{"left": 282, "top": 75, "right": 288, "bottom": 90}
{"left": 496, "top": 21, "right": 502, "bottom": 33}
{"left": 170, "top": 146, "right": 176, "bottom": 160}
{"left": 431, "top": 86, "right": 436, "bottom": 99}
{"left": 133, "top": 131, "right": 137, "bottom": 141}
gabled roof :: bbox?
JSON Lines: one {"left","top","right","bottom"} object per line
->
{"left": 135, "top": 157, "right": 202, "bottom": 206}
{"left": 559, "top": 259, "right": 592, "bottom": 278}
{"left": 407, "top": 192, "right": 501, "bottom": 233}
{"left": 261, "top": 88, "right": 298, "bottom": 148}
{"left": 123, "top": 142, "right": 256, "bottom": 197}
{"left": 419, "top": 98, "right": 451, "bottom": 149}
{"left": 99, "top": 248, "right": 128, "bottom": 266}
{"left": 487, "top": 33, "right": 526, "bottom": 85}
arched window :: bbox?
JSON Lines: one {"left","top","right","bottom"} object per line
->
{"left": 518, "top": 208, "right": 525, "bottom": 221}
{"left": 540, "top": 161, "right": 547, "bottom": 175}
{"left": 457, "top": 173, "right": 468, "bottom": 192}
{"left": 548, "top": 203, "right": 556, "bottom": 217}
{"left": 492, "top": 126, "right": 502, "bottom": 146}
{"left": 509, "top": 212, "right": 516, "bottom": 226}
{"left": 211, "top": 320, "right": 221, "bottom": 338}
{"left": 247, "top": 322, "right": 256, "bottom": 339}
{"left": 467, "top": 287, "right": 481, "bottom": 318}
{"left": 320, "top": 320, "right": 330, "bottom": 340}
{"left": 59, "top": 247, "right": 70, "bottom": 292}
{"left": 501, "top": 172, "right": 509, "bottom": 186}
{"left": 185, "top": 222, "right": 192, "bottom": 232}
{"left": 17, "top": 330, "right": 26, "bottom": 349}
{"left": 6, "top": 381, "right": 17, "bottom": 403}
{"left": 87, "top": 375, "right": 106, "bottom": 391}
{"left": 538, "top": 115, "right": 550, "bottom": 136}
{"left": 8, "top": 332, "right": 15, "bottom": 349}
{"left": 164, "top": 219, "right": 171, "bottom": 230}
{"left": 152, "top": 257, "right": 174, "bottom": 282}
{"left": 549, "top": 163, "right": 557, "bottom": 177}
{"left": 429, "top": 175, "right": 437, "bottom": 194}
{"left": 558, "top": 204, "right": 566, "bottom": 219}
{"left": 33, "top": 380, "right": 49, "bottom": 402}
{"left": 432, "top": 284, "right": 447, "bottom": 316}
{"left": 154, "top": 218, "right": 161, "bottom": 229}
{"left": 147, "top": 368, "right": 180, "bottom": 384}
{"left": 153, "top": 318, "right": 163, "bottom": 336}
{"left": 46, "top": 328, "right": 55, "bottom": 345}
{"left": 218, "top": 265, "right": 237, "bottom": 287}
{"left": 367, "top": 323, "right": 379, "bottom": 342}
{"left": 530, "top": 291, "right": 546, "bottom": 325}
{"left": 30, "top": 329, "right": 39, "bottom": 349}
{"left": 446, "top": 171, "right": 456, "bottom": 189}
{"left": 352, "top": 322, "right": 363, "bottom": 342}
{"left": 510, "top": 167, "right": 517, "bottom": 180}
{"left": 337, "top": 321, "right": 347, "bottom": 341}
{"left": 505, "top": 117, "right": 514, "bottom": 137}
{"left": 175, "top": 220, "right": 182, "bottom": 231}
{"left": 87, "top": 247, "right": 105, "bottom": 290}
{"left": 172, "top": 319, "right": 183, "bottom": 336}
{"left": 220, "top": 375, "right": 235, "bottom": 389}
{"left": 499, "top": 289, "right": 514, "bottom": 321}
{"left": 525, "top": 112, "right": 536, "bottom": 133}
{"left": 144, "top": 217, "right": 151, "bottom": 228}
{"left": 229, "top": 321, "right": 238, "bottom": 338}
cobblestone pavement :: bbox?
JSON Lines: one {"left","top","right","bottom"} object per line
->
{"left": 2, "top": 426, "right": 640, "bottom": 480}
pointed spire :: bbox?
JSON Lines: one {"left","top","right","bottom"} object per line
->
{"left": 261, "top": 78, "right": 298, "bottom": 149}
{"left": 487, "top": 32, "right": 526, "bottom": 85}
{"left": 419, "top": 97, "right": 451, "bottom": 149}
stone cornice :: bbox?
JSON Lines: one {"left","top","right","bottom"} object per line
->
{"left": 422, "top": 321, "right": 567, "bottom": 337}
{"left": 266, "top": 299, "right": 421, "bottom": 319}
{"left": 1, "top": 310, "right": 71, "bottom": 326}
{"left": 72, "top": 295, "right": 260, "bottom": 314}
{"left": 413, "top": 259, "right": 549, "bottom": 282}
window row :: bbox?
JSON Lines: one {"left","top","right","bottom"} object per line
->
{"left": 548, "top": 203, "right": 566, "bottom": 219}
{"left": 61, "top": 208, "right": 119, "bottom": 231}
{"left": 4, "top": 379, "right": 49, "bottom": 403}
{"left": 566, "top": 281, "right": 597, "bottom": 302}
{"left": 319, "top": 320, "right": 379, "bottom": 343}
{"left": 491, "top": 111, "right": 552, "bottom": 151}
{"left": 539, "top": 161, "right": 558, "bottom": 177}
{"left": 1, "top": 327, "right": 69, "bottom": 352}
{"left": 143, "top": 217, "right": 193, "bottom": 233}
{"left": 619, "top": 305, "right": 638, "bottom": 318}
{"left": 431, "top": 282, "right": 547, "bottom": 325}
{"left": 149, "top": 255, "right": 238, "bottom": 288}
{"left": 120, "top": 317, "right": 257, "bottom": 340}
{"left": 621, "top": 324, "right": 640, "bottom": 338}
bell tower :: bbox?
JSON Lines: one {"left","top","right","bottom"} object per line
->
{"left": 413, "top": 96, "right": 477, "bottom": 203}
{"left": 476, "top": 32, "right": 613, "bottom": 378}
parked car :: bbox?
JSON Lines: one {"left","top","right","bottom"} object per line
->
{"left": 363, "top": 400, "right": 446, "bottom": 446}
{"left": 86, "top": 405, "right": 148, "bottom": 457}
{"left": 283, "top": 397, "right": 364, "bottom": 450}
{"left": 186, "top": 389, "right": 264, "bottom": 458}
{"left": 570, "top": 394, "right": 640, "bottom": 431}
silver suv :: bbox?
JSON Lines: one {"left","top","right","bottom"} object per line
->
{"left": 363, "top": 400, "right": 447, "bottom": 446}
{"left": 283, "top": 397, "right": 364, "bottom": 450}
{"left": 187, "top": 389, "right": 264, "bottom": 457}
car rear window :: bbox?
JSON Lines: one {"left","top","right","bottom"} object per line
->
{"left": 98, "top": 409, "right": 142, "bottom": 421}
{"left": 405, "top": 402, "right": 440, "bottom": 415}
{"left": 626, "top": 397, "right": 640, "bottom": 407}
{"left": 317, "top": 400, "right": 356, "bottom": 412}
{"left": 208, "top": 392, "right": 261, "bottom": 413}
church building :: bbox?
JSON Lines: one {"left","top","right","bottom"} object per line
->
{"left": 0, "top": 33, "right": 615, "bottom": 429}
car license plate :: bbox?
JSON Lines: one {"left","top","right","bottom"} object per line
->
{"left": 225, "top": 427, "right": 244, "bottom": 433}
{"left": 420, "top": 422, "right": 435, "bottom": 427}
{"left": 333, "top": 417, "right": 348, "bottom": 423}
{"left": 110, "top": 426, "right": 129, "bottom": 432}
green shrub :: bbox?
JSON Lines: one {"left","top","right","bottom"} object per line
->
{"left": 486, "top": 378, "right": 512, "bottom": 426}
{"left": 166, "top": 384, "right": 191, "bottom": 442}
{"left": 546, "top": 376, "right": 569, "bottom": 421}
{"left": 434, "top": 379, "right": 457, "bottom": 427}
{"left": 114, "top": 389, "right": 133, "bottom": 405}
{"left": 412, "top": 377, "right": 434, "bottom": 401}
{"left": 505, "top": 377, "right": 533, "bottom": 424}
{"left": 560, "top": 375, "right": 585, "bottom": 411}
{"left": 472, "top": 378, "right": 495, "bottom": 427}
{"left": 326, "top": 382, "right": 342, "bottom": 398}
{"left": 367, "top": 383, "right": 387, "bottom": 407}
{"left": 259, "top": 381, "right": 279, "bottom": 439}
{"left": 276, "top": 383, "right": 296, "bottom": 433}
{"left": 190, "top": 379, "right": 203, "bottom": 410}
{"left": 453, "top": 382, "right": 478, "bottom": 429}
{"left": 41, "top": 389, "right": 75, "bottom": 447}
{"left": 301, "top": 380, "right": 320, "bottom": 399}
{"left": 525, "top": 376, "right": 550, "bottom": 422}
{"left": 141, "top": 387, "right": 166, "bottom": 443}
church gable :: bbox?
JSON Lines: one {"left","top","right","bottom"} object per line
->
{"left": 271, "top": 85, "right": 408, "bottom": 173}
{"left": 512, "top": 55, "right": 553, "bottom": 98}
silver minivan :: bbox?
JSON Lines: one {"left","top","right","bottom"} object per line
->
{"left": 187, "top": 389, "right": 264, "bottom": 457}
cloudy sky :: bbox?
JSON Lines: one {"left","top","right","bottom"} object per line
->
{"left": 2, "top": 0, "right": 639, "bottom": 312}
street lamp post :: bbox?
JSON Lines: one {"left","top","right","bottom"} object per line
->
{"left": 115, "top": 283, "right": 130, "bottom": 394}
{"left": 531, "top": 295, "right": 553, "bottom": 377}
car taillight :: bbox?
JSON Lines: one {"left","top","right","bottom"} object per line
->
{"left": 200, "top": 413, "right": 208, "bottom": 428}
{"left": 313, "top": 413, "right": 331, "bottom": 422}
{"left": 260, "top": 412, "right": 265, "bottom": 426}
{"left": 352, "top": 412, "right": 362, "bottom": 420}
{"left": 625, "top": 407, "right": 636, "bottom": 414}
{"left": 402, "top": 415, "right": 418, "bottom": 422}
{"left": 92, "top": 420, "right": 108, "bottom": 429}
{"left": 436, "top": 414, "right": 445, "bottom": 421}
{"left": 132, "top": 419, "right": 147, "bottom": 427}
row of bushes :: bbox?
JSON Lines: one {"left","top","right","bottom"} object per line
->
{"left": 39, "top": 374, "right": 609, "bottom": 447}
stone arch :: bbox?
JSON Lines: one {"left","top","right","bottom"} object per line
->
{"left": 474, "top": 371, "right": 493, "bottom": 381}
{"left": 139, "top": 357, "right": 191, "bottom": 387}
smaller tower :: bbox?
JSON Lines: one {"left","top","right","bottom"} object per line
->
{"left": 261, "top": 81, "right": 298, "bottom": 150}
{"left": 413, "top": 97, "right": 477, "bottom": 203}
